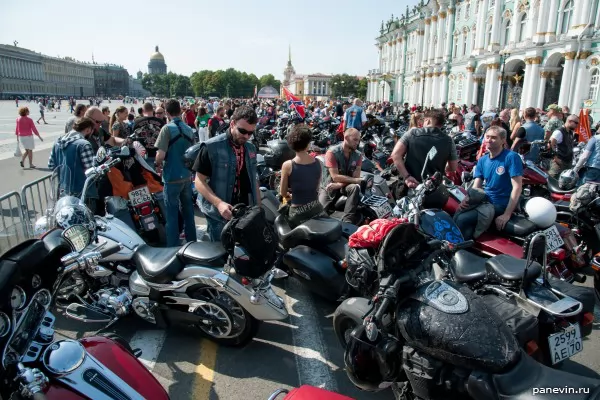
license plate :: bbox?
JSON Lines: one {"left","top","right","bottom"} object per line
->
{"left": 373, "top": 202, "right": 393, "bottom": 218}
{"left": 548, "top": 324, "right": 582, "bottom": 364}
{"left": 544, "top": 225, "right": 565, "bottom": 252}
{"left": 448, "top": 187, "right": 466, "bottom": 202}
{"left": 128, "top": 186, "right": 152, "bottom": 207}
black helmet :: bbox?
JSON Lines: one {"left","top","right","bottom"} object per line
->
{"left": 183, "top": 143, "right": 202, "bottom": 171}
{"left": 55, "top": 203, "right": 96, "bottom": 242}
{"left": 344, "top": 325, "right": 401, "bottom": 391}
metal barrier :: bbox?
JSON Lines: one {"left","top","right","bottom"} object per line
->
{"left": 0, "top": 191, "right": 30, "bottom": 256}
{"left": 20, "top": 173, "right": 53, "bottom": 237}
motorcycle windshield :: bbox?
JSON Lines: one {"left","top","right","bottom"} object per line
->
{"left": 27, "top": 165, "right": 71, "bottom": 237}
{"left": 419, "top": 209, "right": 465, "bottom": 244}
{"left": 0, "top": 221, "right": 32, "bottom": 258}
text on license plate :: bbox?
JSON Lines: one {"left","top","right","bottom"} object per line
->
{"left": 548, "top": 324, "right": 582, "bottom": 364}
{"left": 128, "top": 186, "right": 152, "bottom": 207}
{"left": 543, "top": 225, "right": 564, "bottom": 252}
{"left": 373, "top": 202, "right": 393, "bottom": 218}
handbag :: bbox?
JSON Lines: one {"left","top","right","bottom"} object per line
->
{"left": 14, "top": 139, "right": 21, "bottom": 157}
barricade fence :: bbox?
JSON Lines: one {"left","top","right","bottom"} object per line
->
{"left": 0, "top": 191, "right": 29, "bottom": 256}
{"left": 20, "top": 173, "right": 54, "bottom": 238}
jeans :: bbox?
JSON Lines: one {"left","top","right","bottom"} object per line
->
{"left": 206, "top": 216, "right": 226, "bottom": 242}
{"left": 455, "top": 200, "right": 506, "bottom": 240}
{"left": 580, "top": 167, "right": 600, "bottom": 185}
{"left": 319, "top": 183, "right": 361, "bottom": 224}
{"left": 164, "top": 180, "right": 197, "bottom": 247}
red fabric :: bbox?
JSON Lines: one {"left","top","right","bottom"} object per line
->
{"left": 578, "top": 108, "right": 591, "bottom": 143}
{"left": 349, "top": 218, "right": 407, "bottom": 248}
{"left": 284, "top": 386, "right": 355, "bottom": 400}
{"left": 282, "top": 87, "right": 306, "bottom": 119}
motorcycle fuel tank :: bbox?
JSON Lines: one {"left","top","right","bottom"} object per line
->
{"left": 397, "top": 280, "right": 520, "bottom": 373}
{"left": 419, "top": 209, "right": 464, "bottom": 244}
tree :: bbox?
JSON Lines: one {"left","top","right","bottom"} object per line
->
{"left": 330, "top": 74, "right": 360, "bottom": 98}
{"left": 259, "top": 74, "right": 281, "bottom": 91}
{"left": 357, "top": 78, "right": 368, "bottom": 99}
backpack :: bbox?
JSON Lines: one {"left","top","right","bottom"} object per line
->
{"left": 221, "top": 204, "right": 277, "bottom": 278}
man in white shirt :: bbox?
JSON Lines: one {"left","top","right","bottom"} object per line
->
{"left": 36, "top": 100, "right": 47, "bottom": 124}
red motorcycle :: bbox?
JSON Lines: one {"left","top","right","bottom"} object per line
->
{"left": 268, "top": 385, "right": 354, "bottom": 400}
{"left": 0, "top": 225, "right": 169, "bottom": 400}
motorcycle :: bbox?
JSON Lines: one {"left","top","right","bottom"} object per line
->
{"left": 268, "top": 386, "right": 353, "bottom": 400}
{"left": 334, "top": 225, "right": 600, "bottom": 399}
{"left": 0, "top": 223, "right": 169, "bottom": 399}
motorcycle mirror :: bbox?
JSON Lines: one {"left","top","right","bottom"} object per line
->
{"left": 119, "top": 146, "right": 130, "bottom": 157}
{"left": 421, "top": 146, "right": 438, "bottom": 181}
{"left": 96, "top": 146, "right": 106, "bottom": 163}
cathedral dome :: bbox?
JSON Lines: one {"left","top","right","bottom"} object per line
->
{"left": 150, "top": 46, "right": 165, "bottom": 61}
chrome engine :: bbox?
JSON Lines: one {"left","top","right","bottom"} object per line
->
{"left": 94, "top": 287, "right": 133, "bottom": 317}
{"left": 132, "top": 297, "right": 157, "bottom": 324}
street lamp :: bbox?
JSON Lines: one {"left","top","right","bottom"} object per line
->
{"left": 499, "top": 49, "right": 511, "bottom": 110}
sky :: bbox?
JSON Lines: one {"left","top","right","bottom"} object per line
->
{"left": 0, "top": 0, "right": 411, "bottom": 79}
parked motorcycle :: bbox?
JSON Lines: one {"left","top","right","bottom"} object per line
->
{"left": 0, "top": 223, "right": 169, "bottom": 399}
{"left": 334, "top": 225, "right": 600, "bottom": 399}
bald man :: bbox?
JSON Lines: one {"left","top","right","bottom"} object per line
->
{"left": 319, "top": 128, "right": 364, "bottom": 224}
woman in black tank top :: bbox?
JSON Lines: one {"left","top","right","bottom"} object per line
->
{"left": 279, "top": 125, "right": 325, "bottom": 227}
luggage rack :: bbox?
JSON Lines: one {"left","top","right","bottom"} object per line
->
{"left": 483, "top": 232, "right": 582, "bottom": 318}
{"left": 361, "top": 194, "right": 388, "bottom": 208}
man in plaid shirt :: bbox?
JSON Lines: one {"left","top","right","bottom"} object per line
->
{"left": 48, "top": 117, "right": 96, "bottom": 210}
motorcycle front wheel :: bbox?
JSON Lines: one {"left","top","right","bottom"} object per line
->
{"left": 190, "top": 286, "right": 260, "bottom": 347}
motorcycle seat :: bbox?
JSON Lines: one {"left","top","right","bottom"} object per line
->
{"left": 485, "top": 254, "right": 541, "bottom": 286}
{"left": 334, "top": 196, "right": 347, "bottom": 211}
{"left": 451, "top": 250, "right": 487, "bottom": 283}
{"left": 491, "top": 350, "right": 600, "bottom": 399}
{"left": 133, "top": 245, "right": 184, "bottom": 284}
{"left": 547, "top": 175, "right": 576, "bottom": 195}
{"left": 501, "top": 215, "right": 537, "bottom": 237}
{"left": 275, "top": 215, "right": 342, "bottom": 249}
{"left": 178, "top": 241, "right": 227, "bottom": 267}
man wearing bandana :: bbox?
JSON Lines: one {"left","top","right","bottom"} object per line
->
{"left": 194, "top": 105, "right": 261, "bottom": 241}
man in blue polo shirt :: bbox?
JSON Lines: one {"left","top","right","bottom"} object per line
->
{"left": 458, "top": 125, "right": 523, "bottom": 233}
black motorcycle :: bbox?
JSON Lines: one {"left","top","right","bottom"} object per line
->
{"left": 335, "top": 224, "right": 600, "bottom": 399}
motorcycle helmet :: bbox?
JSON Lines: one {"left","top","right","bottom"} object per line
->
{"left": 558, "top": 169, "right": 578, "bottom": 190}
{"left": 524, "top": 197, "right": 557, "bottom": 229}
{"left": 344, "top": 325, "right": 401, "bottom": 391}
{"left": 55, "top": 203, "right": 97, "bottom": 242}
{"left": 183, "top": 143, "right": 202, "bottom": 171}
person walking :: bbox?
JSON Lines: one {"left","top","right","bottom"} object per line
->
{"left": 36, "top": 100, "right": 47, "bottom": 124}
{"left": 15, "top": 107, "right": 43, "bottom": 168}
{"left": 195, "top": 107, "right": 210, "bottom": 142}
{"left": 154, "top": 99, "right": 197, "bottom": 246}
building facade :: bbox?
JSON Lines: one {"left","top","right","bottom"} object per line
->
{"left": 129, "top": 71, "right": 150, "bottom": 98}
{"left": 93, "top": 65, "right": 129, "bottom": 97}
{"left": 148, "top": 46, "right": 167, "bottom": 75}
{"left": 0, "top": 44, "right": 94, "bottom": 99}
{"left": 281, "top": 48, "right": 332, "bottom": 101}
{"left": 366, "top": 0, "right": 600, "bottom": 119}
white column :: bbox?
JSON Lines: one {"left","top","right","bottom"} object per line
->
{"left": 416, "top": 31, "right": 424, "bottom": 67}
{"left": 423, "top": 18, "right": 431, "bottom": 66}
{"left": 395, "top": 39, "right": 401, "bottom": 72}
{"left": 424, "top": 74, "right": 430, "bottom": 106}
{"left": 526, "top": 8, "right": 537, "bottom": 42}
{"left": 510, "top": 0, "right": 521, "bottom": 44}
{"left": 595, "top": 0, "right": 600, "bottom": 30}
{"left": 465, "top": 67, "right": 474, "bottom": 104}
{"left": 490, "top": 0, "right": 503, "bottom": 51}
{"left": 534, "top": 0, "right": 548, "bottom": 43}
{"left": 429, "top": 16, "right": 438, "bottom": 64}
{"left": 570, "top": 53, "right": 591, "bottom": 112}
{"left": 440, "top": 72, "right": 449, "bottom": 105}
{"left": 482, "top": 66, "right": 493, "bottom": 110}
{"left": 546, "top": 0, "right": 559, "bottom": 42}
{"left": 489, "top": 64, "right": 500, "bottom": 109}
{"left": 472, "top": 78, "right": 480, "bottom": 105}
{"left": 378, "top": 46, "right": 383, "bottom": 71}
{"left": 445, "top": 8, "right": 455, "bottom": 62}
{"left": 558, "top": 53, "right": 576, "bottom": 106}
{"left": 578, "top": 0, "right": 593, "bottom": 31}
{"left": 519, "top": 62, "right": 533, "bottom": 110}
{"left": 475, "top": 0, "right": 489, "bottom": 53}
{"left": 537, "top": 72, "right": 548, "bottom": 109}
{"left": 436, "top": 11, "right": 446, "bottom": 62}
{"left": 527, "top": 59, "right": 541, "bottom": 108}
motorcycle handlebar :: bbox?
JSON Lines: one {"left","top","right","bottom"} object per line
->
{"left": 99, "top": 244, "right": 122, "bottom": 258}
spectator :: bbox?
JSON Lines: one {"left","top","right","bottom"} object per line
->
{"left": 16, "top": 107, "right": 43, "bottom": 168}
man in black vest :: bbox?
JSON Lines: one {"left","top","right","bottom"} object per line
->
{"left": 548, "top": 114, "right": 579, "bottom": 178}
{"left": 391, "top": 108, "right": 458, "bottom": 188}
{"left": 319, "top": 128, "right": 364, "bottom": 224}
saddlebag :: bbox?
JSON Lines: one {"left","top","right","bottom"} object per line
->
{"left": 547, "top": 276, "right": 595, "bottom": 337}
{"left": 345, "top": 247, "right": 378, "bottom": 297}
{"left": 481, "top": 294, "right": 539, "bottom": 346}
{"left": 283, "top": 245, "right": 346, "bottom": 302}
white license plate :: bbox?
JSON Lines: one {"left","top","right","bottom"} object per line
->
{"left": 544, "top": 225, "right": 565, "bottom": 252}
{"left": 448, "top": 187, "right": 466, "bottom": 202}
{"left": 372, "top": 202, "right": 393, "bottom": 218}
{"left": 128, "top": 186, "right": 152, "bottom": 207}
{"left": 548, "top": 324, "right": 582, "bottom": 364}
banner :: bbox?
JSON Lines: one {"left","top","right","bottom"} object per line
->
{"left": 282, "top": 87, "right": 306, "bottom": 119}
{"left": 578, "top": 108, "right": 591, "bottom": 143}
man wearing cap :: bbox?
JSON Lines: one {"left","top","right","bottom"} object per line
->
{"left": 544, "top": 104, "right": 564, "bottom": 140}
{"left": 549, "top": 114, "right": 579, "bottom": 179}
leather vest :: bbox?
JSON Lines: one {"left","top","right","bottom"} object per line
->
{"left": 522, "top": 121, "right": 545, "bottom": 162}
{"left": 53, "top": 137, "right": 89, "bottom": 197}
{"left": 464, "top": 112, "right": 476, "bottom": 133}
{"left": 556, "top": 126, "right": 574, "bottom": 162}
{"left": 322, "top": 144, "right": 362, "bottom": 187}
{"left": 404, "top": 127, "right": 453, "bottom": 182}
{"left": 344, "top": 105, "right": 364, "bottom": 130}
{"left": 198, "top": 131, "right": 258, "bottom": 221}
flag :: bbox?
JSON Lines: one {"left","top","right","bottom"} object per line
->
{"left": 282, "top": 87, "right": 305, "bottom": 119}
{"left": 578, "top": 108, "right": 591, "bottom": 143}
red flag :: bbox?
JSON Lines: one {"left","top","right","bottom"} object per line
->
{"left": 578, "top": 109, "right": 591, "bottom": 143}
{"left": 282, "top": 87, "right": 306, "bottom": 119}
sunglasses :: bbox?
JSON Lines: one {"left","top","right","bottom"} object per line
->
{"left": 155, "top": 112, "right": 164, "bottom": 115}
{"left": 569, "top": 120, "right": 579, "bottom": 125}
{"left": 236, "top": 124, "right": 255, "bottom": 136}
{"left": 93, "top": 119, "right": 103, "bottom": 124}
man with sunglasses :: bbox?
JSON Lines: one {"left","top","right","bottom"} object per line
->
{"left": 549, "top": 114, "right": 579, "bottom": 179}
{"left": 193, "top": 105, "right": 261, "bottom": 241}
